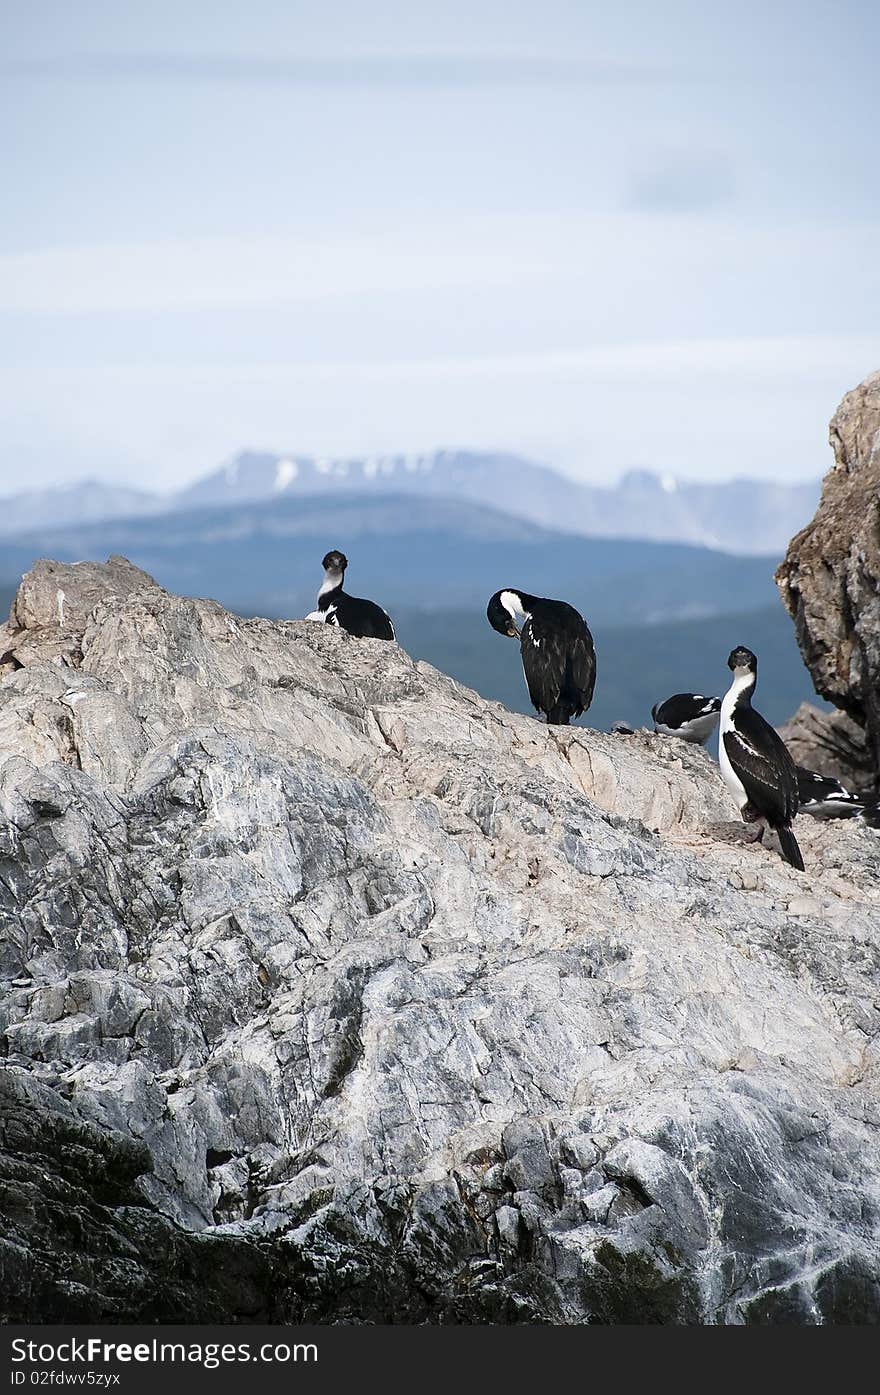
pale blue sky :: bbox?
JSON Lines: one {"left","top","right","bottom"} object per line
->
{"left": 1, "top": 0, "right": 878, "bottom": 492}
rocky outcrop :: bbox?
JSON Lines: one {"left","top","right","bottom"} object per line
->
{"left": 2, "top": 558, "right": 880, "bottom": 1325}
{"left": 776, "top": 371, "right": 880, "bottom": 785}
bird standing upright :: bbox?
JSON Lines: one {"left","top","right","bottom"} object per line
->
{"left": 718, "top": 645, "right": 803, "bottom": 870}
{"left": 486, "top": 589, "right": 596, "bottom": 725}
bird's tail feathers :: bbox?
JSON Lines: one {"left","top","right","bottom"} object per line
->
{"left": 546, "top": 702, "right": 572, "bottom": 725}
{"left": 548, "top": 651, "right": 586, "bottom": 725}
{"left": 777, "top": 824, "right": 805, "bottom": 872}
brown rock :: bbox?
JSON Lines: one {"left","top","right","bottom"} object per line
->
{"left": 776, "top": 370, "right": 880, "bottom": 777}
{"left": 5, "top": 556, "right": 161, "bottom": 670}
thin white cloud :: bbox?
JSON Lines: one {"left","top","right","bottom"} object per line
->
{"left": 3, "top": 213, "right": 877, "bottom": 317}
{"left": 277, "top": 334, "right": 880, "bottom": 381}
{"left": 2, "top": 333, "right": 876, "bottom": 493}
{"left": 0, "top": 234, "right": 546, "bottom": 314}
{"left": 0, "top": 49, "right": 681, "bottom": 87}
{"left": 38, "top": 333, "right": 871, "bottom": 384}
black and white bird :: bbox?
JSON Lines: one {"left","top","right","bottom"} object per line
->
{"left": 719, "top": 645, "right": 804, "bottom": 871}
{"left": 486, "top": 589, "right": 596, "bottom": 725}
{"left": 796, "top": 766, "right": 866, "bottom": 820}
{"left": 305, "top": 550, "right": 395, "bottom": 640}
{"left": 652, "top": 693, "right": 721, "bottom": 745}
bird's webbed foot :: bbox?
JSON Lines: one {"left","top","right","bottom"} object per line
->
{"left": 740, "top": 806, "right": 766, "bottom": 843}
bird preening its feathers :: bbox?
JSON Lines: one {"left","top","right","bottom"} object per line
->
{"left": 652, "top": 693, "right": 721, "bottom": 745}
{"left": 719, "top": 645, "right": 804, "bottom": 871}
{"left": 796, "top": 767, "right": 869, "bottom": 820}
{"left": 306, "top": 550, "right": 395, "bottom": 640}
{"left": 486, "top": 589, "right": 596, "bottom": 726}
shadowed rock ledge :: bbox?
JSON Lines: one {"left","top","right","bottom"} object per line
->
{"left": 1, "top": 557, "right": 880, "bottom": 1324}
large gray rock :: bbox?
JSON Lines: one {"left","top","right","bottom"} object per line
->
{"left": 776, "top": 371, "right": 880, "bottom": 784}
{"left": 1, "top": 558, "right": 880, "bottom": 1324}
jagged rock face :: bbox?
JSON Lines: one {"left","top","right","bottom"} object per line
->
{"left": 2, "top": 558, "right": 880, "bottom": 1324}
{"left": 0, "top": 1070, "right": 281, "bottom": 1322}
{"left": 776, "top": 371, "right": 880, "bottom": 783}
{"left": 1, "top": 556, "right": 159, "bottom": 673}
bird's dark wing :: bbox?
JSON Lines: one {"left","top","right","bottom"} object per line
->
{"left": 336, "top": 595, "right": 395, "bottom": 640}
{"left": 360, "top": 602, "right": 395, "bottom": 640}
{"left": 522, "top": 613, "right": 596, "bottom": 717}
{"left": 657, "top": 693, "right": 720, "bottom": 725}
{"left": 654, "top": 695, "right": 688, "bottom": 726}
{"left": 566, "top": 627, "right": 596, "bottom": 715}
{"left": 797, "top": 767, "right": 850, "bottom": 802}
{"left": 723, "top": 706, "right": 799, "bottom": 824}
{"left": 797, "top": 766, "right": 824, "bottom": 794}
{"left": 520, "top": 619, "right": 566, "bottom": 715}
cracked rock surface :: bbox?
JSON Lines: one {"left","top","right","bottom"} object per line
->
{"left": 1, "top": 557, "right": 880, "bottom": 1324}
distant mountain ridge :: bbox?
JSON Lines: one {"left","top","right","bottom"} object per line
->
{"left": 0, "top": 449, "right": 820, "bottom": 554}
{"left": 0, "top": 478, "right": 165, "bottom": 534}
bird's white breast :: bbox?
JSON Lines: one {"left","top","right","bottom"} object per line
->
{"left": 719, "top": 676, "right": 752, "bottom": 811}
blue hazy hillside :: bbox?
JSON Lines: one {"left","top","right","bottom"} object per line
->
{"left": 392, "top": 605, "right": 816, "bottom": 732}
{"left": 1, "top": 492, "right": 782, "bottom": 624}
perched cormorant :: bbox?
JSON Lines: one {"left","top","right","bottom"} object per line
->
{"left": 652, "top": 693, "right": 721, "bottom": 745}
{"left": 796, "top": 767, "right": 866, "bottom": 820}
{"left": 487, "top": 589, "right": 596, "bottom": 725}
{"left": 305, "top": 551, "right": 395, "bottom": 640}
{"left": 719, "top": 645, "right": 803, "bottom": 870}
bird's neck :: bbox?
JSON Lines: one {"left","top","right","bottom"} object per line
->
{"left": 722, "top": 670, "right": 756, "bottom": 718}
{"left": 319, "top": 571, "right": 344, "bottom": 600}
{"left": 499, "top": 590, "right": 534, "bottom": 623}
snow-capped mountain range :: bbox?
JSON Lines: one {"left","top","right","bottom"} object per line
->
{"left": 0, "top": 450, "right": 820, "bottom": 555}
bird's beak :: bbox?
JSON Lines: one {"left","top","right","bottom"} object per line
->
{"left": 508, "top": 625, "right": 520, "bottom": 639}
